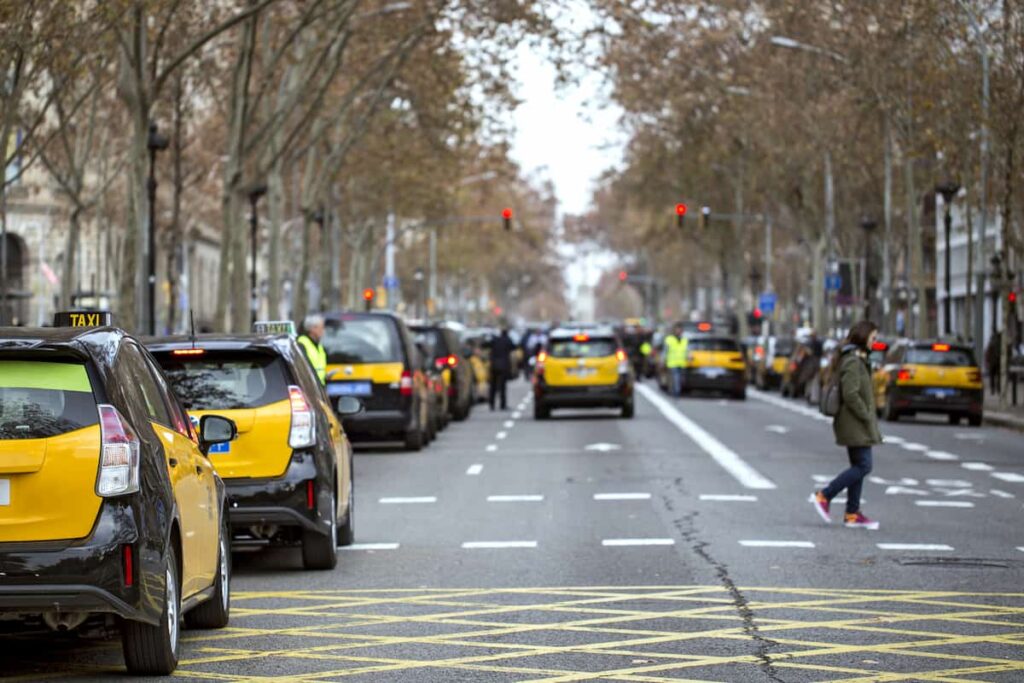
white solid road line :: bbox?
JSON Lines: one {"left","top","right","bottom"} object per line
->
{"left": 992, "top": 472, "right": 1024, "bottom": 483}
{"left": 915, "top": 500, "right": 975, "bottom": 508}
{"left": 342, "top": 543, "right": 400, "bottom": 551}
{"left": 462, "top": 541, "right": 537, "bottom": 549}
{"left": 700, "top": 494, "right": 758, "bottom": 502}
{"left": 466, "top": 464, "right": 483, "bottom": 476}
{"left": 990, "top": 489, "right": 1015, "bottom": 498}
{"left": 739, "top": 540, "right": 815, "bottom": 548}
{"left": 637, "top": 384, "right": 776, "bottom": 490}
{"left": 1018, "top": 547, "right": 1024, "bottom": 553}
{"left": 883, "top": 435, "right": 906, "bottom": 444}
{"left": 901, "top": 443, "right": 929, "bottom": 452}
{"left": 962, "top": 462, "right": 994, "bottom": 471}
{"left": 602, "top": 538, "right": 676, "bottom": 546}
{"left": 487, "top": 494, "right": 544, "bottom": 502}
{"left": 379, "top": 497, "right": 437, "bottom": 504}
{"left": 877, "top": 543, "right": 954, "bottom": 551}
{"left": 594, "top": 492, "right": 652, "bottom": 501}
{"left": 748, "top": 388, "right": 830, "bottom": 422}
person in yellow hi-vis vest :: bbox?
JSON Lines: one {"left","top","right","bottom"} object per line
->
{"left": 296, "top": 314, "right": 327, "bottom": 384}
{"left": 639, "top": 339, "right": 652, "bottom": 379}
{"left": 664, "top": 323, "right": 688, "bottom": 396}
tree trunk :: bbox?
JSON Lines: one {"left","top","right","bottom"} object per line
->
{"left": 293, "top": 209, "right": 315, "bottom": 324}
{"left": 60, "top": 206, "right": 82, "bottom": 310}
{"left": 266, "top": 157, "right": 284, "bottom": 318}
{"left": 904, "top": 157, "right": 927, "bottom": 339}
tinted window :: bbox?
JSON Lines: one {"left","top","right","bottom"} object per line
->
{"left": 412, "top": 328, "right": 449, "bottom": 358}
{"left": 773, "top": 340, "right": 795, "bottom": 357}
{"left": 323, "top": 316, "right": 402, "bottom": 363}
{"left": 117, "top": 344, "right": 172, "bottom": 426}
{"left": 905, "top": 348, "right": 976, "bottom": 367}
{"left": 688, "top": 338, "right": 740, "bottom": 352}
{"left": 549, "top": 339, "right": 617, "bottom": 358}
{"left": 0, "top": 360, "right": 98, "bottom": 440}
{"left": 154, "top": 352, "right": 290, "bottom": 410}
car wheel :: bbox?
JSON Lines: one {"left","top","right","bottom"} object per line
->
{"left": 404, "top": 423, "right": 424, "bottom": 451}
{"left": 185, "top": 518, "right": 231, "bottom": 629}
{"left": 534, "top": 403, "right": 550, "bottom": 420}
{"left": 968, "top": 414, "right": 982, "bottom": 427}
{"left": 302, "top": 490, "right": 338, "bottom": 570}
{"left": 948, "top": 413, "right": 961, "bottom": 425}
{"left": 733, "top": 389, "right": 747, "bottom": 401}
{"left": 621, "top": 400, "right": 634, "bottom": 419}
{"left": 882, "top": 395, "right": 900, "bottom": 422}
{"left": 122, "top": 543, "right": 180, "bottom": 675}
{"left": 337, "top": 472, "right": 355, "bottom": 547}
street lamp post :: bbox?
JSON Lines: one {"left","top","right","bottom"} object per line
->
{"left": 860, "top": 216, "right": 878, "bottom": 321}
{"left": 413, "top": 267, "right": 425, "bottom": 319}
{"left": 936, "top": 181, "right": 960, "bottom": 337}
{"left": 146, "top": 122, "right": 169, "bottom": 335}
{"left": 247, "top": 183, "right": 268, "bottom": 325}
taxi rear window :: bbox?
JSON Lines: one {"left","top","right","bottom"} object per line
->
{"left": 0, "top": 360, "right": 98, "bottom": 440}
{"left": 773, "top": 340, "right": 795, "bottom": 357}
{"left": 323, "top": 317, "right": 402, "bottom": 364}
{"left": 549, "top": 338, "right": 617, "bottom": 358}
{"left": 906, "top": 347, "right": 976, "bottom": 367}
{"left": 154, "top": 352, "right": 289, "bottom": 410}
{"left": 688, "top": 338, "right": 739, "bottom": 352}
{"left": 412, "top": 328, "right": 449, "bottom": 358}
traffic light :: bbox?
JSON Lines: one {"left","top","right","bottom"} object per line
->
{"left": 675, "top": 203, "right": 687, "bottom": 229}
{"left": 618, "top": 270, "right": 628, "bottom": 282}
{"left": 502, "top": 207, "right": 512, "bottom": 231}
{"left": 1010, "top": 291, "right": 1018, "bottom": 305}
{"left": 699, "top": 206, "right": 711, "bottom": 230}
{"left": 362, "top": 287, "right": 375, "bottom": 312}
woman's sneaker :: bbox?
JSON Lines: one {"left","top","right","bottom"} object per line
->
{"left": 809, "top": 491, "right": 831, "bottom": 523}
{"left": 844, "top": 512, "right": 879, "bottom": 530}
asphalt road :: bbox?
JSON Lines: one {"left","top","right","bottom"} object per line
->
{"left": 4, "top": 378, "right": 1024, "bottom": 681}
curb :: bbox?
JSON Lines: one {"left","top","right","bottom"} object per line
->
{"left": 984, "top": 411, "right": 1024, "bottom": 431}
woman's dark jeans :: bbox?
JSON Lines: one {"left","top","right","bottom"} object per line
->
{"left": 822, "top": 446, "right": 873, "bottom": 515}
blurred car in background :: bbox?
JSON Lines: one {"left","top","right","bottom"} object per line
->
{"left": 755, "top": 336, "right": 794, "bottom": 390}
{"left": 874, "top": 339, "right": 983, "bottom": 425}
{"left": 410, "top": 322, "right": 473, "bottom": 421}
{"left": 681, "top": 334, "right": 747, "bottom": 399}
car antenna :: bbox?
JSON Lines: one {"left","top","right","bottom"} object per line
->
{"left": 189, "top": 309, "right": 197, "bottom": 349}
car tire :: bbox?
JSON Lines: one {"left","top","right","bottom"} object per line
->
{"left": 733, "top": 389, "right": 746, "bottom": 401}
{"left": 337, "top": 473, "right": 355, "bottom": 547}
{"left": 882, "top": 395, "right": 900, "bottom": 422}
{"left": 185, "top": 518, "right": 231, "bottom": 629}
{"left": 404, "top": 425, "right": 424, "bottom": 451}
{"left": 302, "top": 491, "right": 338, "bottom": 570}
{"left": 948, "top": 413, "right": 961, "bottom": 425}
{"left": 122, "top": 544, "right": 180, "bottom": 675}
{"left": 534, "top": 404, "right": 550, "bottom": 420}
{"left": 621, "top": 400, "right": 634, "bottom": 419}
{"left": 968, "top": 414, "right": 982, "bottom": 427}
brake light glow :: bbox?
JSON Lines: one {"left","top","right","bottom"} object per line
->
{"left": 97, "top": 404, "right": 140, "bottom": 497}
{"left": 616, "top": 348, "right": 629, "bottom": 374}
{"left": 400, "top": 370, "right": 414, "bottom": 397}
{"left": 171, "top": 348, "right": 206, "bottom": 356}
{"left": 615, "top": 349, "right": 627, "bottom": 362}
{"left": 573, "top": 334, "right": 590, "bottom": 342}
{"left": 896, "top": 367, "right": 914, "bottom": 382}
{"left": 537, "top": 351, "right": 547, "bottom": 364}
{"left": 932, "top": 343, "right": 951, "bottom": 352}
{"left": 435, "top": 354, "right": 458, "bottom": 369}
{"left": 871, "top": 342, "right": 888, "bottom": 352}
{"left": 697, "top": 322, "right": 712, "bottom": 332}
{"left": 755, "top": 345, "right": 764, "bottom": 358}
{"left": 306, "top": 480, "right": 315, "bottom": 510}
{"left": 288, "top": 385, "right": 315, "bottom": 448}
{"left": 122, "top": 544, "right": 134, "bottom": 587}
{"left": 968, "top": 369, "right": 982, "bottom": 383}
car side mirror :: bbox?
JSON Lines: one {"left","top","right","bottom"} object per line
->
{"left": 336, "top": 395, "right": 364, "bottom": 416}
{"left": 199, "top": 415, "right": 237, "bottom": 455}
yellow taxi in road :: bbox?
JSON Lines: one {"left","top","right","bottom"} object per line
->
{"left": 533, "top": 328, "right": 635, "bottom": 419}
{"left": 875, "top": 340, "right": 984, "bottom": 425}
{"left": 682, "top": 335, "right": 747, "bottom": 400}
{"left": 755, "top": 336, "right": 795, "bottom": 390}
{"left": 148, "top": 333, "right": 360, "bottom": 570}
{"left": 0, "top": 314, "right": 237, "bottom": 675}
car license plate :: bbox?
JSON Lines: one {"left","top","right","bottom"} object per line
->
{"left": 0, "top": 479, "right": 9, "bottom": 505}
{"left": 701, "top": 367, "right": 726, "bottom": 378}
{"left": 209, "top": 442, "right": 231, "bottom": 454}
{"left": 925, "top": 388, "right": 955, "bottom": 399}
{"left": 328, "top": 381, "right": 372, "bottom": 397}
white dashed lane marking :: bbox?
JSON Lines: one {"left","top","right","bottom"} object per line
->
{"left": 962, "top": 462, "right": 994, "bottom": 471}
{"left": 877, "top": 543, "right": 954, "bottom": 551}
{"left": 486, "top": 444, "right": 498, "bottom": 452}
{"left": 594, "top": 493, "right": 652, "bottom": 501}
{"left": 487, "top": 495, "right": 544, "bottom": 502}
{"left": 914, "top": 500, "right": 975, "bottom": 508}
{"left": 739, "top": 540, "right": 815, "bottom": 548}
{"left": 900, "top": 443, "right": 929, "bottom": 452}
{"left": 992, "top": 472, "right": 1024, "bottom": 483}
{"left": 925, "top": 450, "right": 959, "bottom": 461}
{"left": 765, "top": 425, "right": 789, "bottom": 434}
{"left": 512, "top": 411, "right": 522, "bottom": 419}
{"left": 342, "top": 543, "right": 400, "bottom": 551}
{"left": 496, "top": 431, "right": 508, "bottom": 440}
{"left": 462, "top": 541, "right": 537, "bottom": 549}
{"left": 700, "top": 494, "right": 758, "bottom": 502}
{"left": 379, "top": 497, "right": 437, "bottom": 504}
{"left": 466, "top": 464, "right": 483, "bottom": 476}
{"left": 503, "top": 420, "right": 515, "bottom": 428}
{"left": 602, "top": 538, "right": 676, "bottom": 547}
{"left": 990, "top": 489, "right": 1015, "bottom": 498}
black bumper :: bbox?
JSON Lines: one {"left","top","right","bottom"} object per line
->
{"left": 536, "top": 380, "right": 632, "bottom": 408}
{"left": 224, "top": 452, "right": 326, "bottom": 536}
{"left": 684, "top": 368, "right": 746, "bottom": 392}
{"left": 342, "top": 408, "right": 414, "bottom": 440}
{"left": 889, "top": 387, "right": 983, "bottom": 416}
{"left": 0, "top": 502, "right": 158, "bottom": 624}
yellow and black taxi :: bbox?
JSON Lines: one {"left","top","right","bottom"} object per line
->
{"left": 410, "top": 322, "right": 474, "bottom": 421}
{"left": 755, "top": 336, "right": 795, "bottom": 390}
{"left": 321, "top": 312, "right": 431, "bottom": 451}
{"left": 0, "top": 313, "right": 237, "bottom": 675}
{"left": 533, "top": 328, "right": 635, "bottom": 419}
{"left": 875, "top": 339, "right": 984, "bottom": 425}
{"left": 681, "top": 335, "right": 747, "bottom": 400}
{"left": 146, "top": 332, "right": 359, "bottom": 570}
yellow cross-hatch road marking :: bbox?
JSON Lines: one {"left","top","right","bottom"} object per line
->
{"left": 2, "top": 585, "right": 1023, "bottom": 681}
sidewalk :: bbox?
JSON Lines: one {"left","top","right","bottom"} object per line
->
{"left": 983, "top": 387, "right": 1024, "bottom": 430}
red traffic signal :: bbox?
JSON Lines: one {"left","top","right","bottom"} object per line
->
{"left": 1010, "top": 291, "right": 1018, "bottom": 304}
{"left": 618, "top": 270, "right": 628, "bottom": 282}
{"left": 502, "top": 208, "right": 512, "bottom": 231}
{"left": 675, "top": 203, "right": 687, "bottom": 228}
{"left": 753, "top": 307, "right": 763, "bottom": 320}
{"left": 362, "top": 288, "right": 374, "bottom": 301}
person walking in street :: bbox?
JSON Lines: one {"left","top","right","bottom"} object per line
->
{"left": 985, "top": 331, "right": 1001, "bottom": 396}
{"left": 665, "top": 324, "right": 687, "bottom": 397}
{"left": 488, "top": 324, "right": 515, "bottom": 410}
{"left": 810, "top": 320, "right": 882, "bottom": 530}
{"left": 297, "top": 314, "right": 327, "bottom": 384}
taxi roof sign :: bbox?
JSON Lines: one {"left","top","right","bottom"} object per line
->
{"left": 54, "top": 311, "right": 113, "bottom": 328}
{"left": 253, "top": 320, "right": 296, "bottom": 337}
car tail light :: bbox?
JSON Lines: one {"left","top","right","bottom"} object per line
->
{"left": 446, "top": 355, "right": 458, "bottom": 368}
{"left": 97, "top": 404, "right": 140, "bottom": 497}
{"left": 122, "top": 544, "right": 134, "bottom": 587}
{"left": 288, "top": 385, "right": 315, "bottom": 448}
{"left": 871, "top": 341, "right": 888, "bottom": 352}
{"left": 896, "top": 367, "right": 914, "bottom": 382}
{"left": 968, "top": 369, "right": 981, "bottom": 383}
{"left": 573, "top": 333, "right": 590, "bottom": 342}
{"left": 932, "top": 343, "right": 951, "bottom": 352}
{"left": 616, "top": 349, "right": 629, "bottom": 374}
{"left": 434, "top": 355, "right": 458, "bottom": 370}
{"left": 400, "top": 370, "right": 414, "bottom": 397}
{"left": 306, "top": 480, "right": 315, "bottom": 510}
{"left": 697, "top": 322, "right": 712, "bottom": 332}
{"left": 754, "top": 345, "right": 765, "bottom": 358}
{"left": 171, "top": 348, "right": 205, "bottom": 356}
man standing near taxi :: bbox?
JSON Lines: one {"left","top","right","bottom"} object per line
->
{"left": 489, "top": 324, "right": 516, "bottom": 410}
{"left": 297, "top": 314, "right": 327, "bottom": 384}
{"left": 665, "top": 323, "right": 688, "bottom": 396}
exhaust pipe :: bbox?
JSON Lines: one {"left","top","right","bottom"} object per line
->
{"left": 43, "top": 611, "right": 88, "bottom": 632}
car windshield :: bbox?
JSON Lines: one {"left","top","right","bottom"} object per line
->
{"left": 689, "top": 338, "right": 739, "bottom": 352}
{"left": 549, "top": 339, "right": 617, "bottom": 358}
{"left": 154, "top": 352, "right": 289, "bottom": 410}
{"left": 412, "top": 328, "right": 448, "bottom": 358}
{"left": 323, "top": 316, "right": 402, "bottom": 364}
{"left": 906, "top": 348, "right": 975, "bottom": 367}
{"left": 774, "top": 340, "right": 795, "bottom": 357}
{"left": 0, "top": 360, "right": 98, "bottom": 440}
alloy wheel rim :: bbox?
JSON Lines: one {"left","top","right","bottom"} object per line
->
{"left": 166, "top": 565, "right": 179, "bottom": 652}
{"left": 330, "top": 493, "right": 337, "bottom": 546}
{"left": 219, "top": 535, "right": 229, "bottom": 611}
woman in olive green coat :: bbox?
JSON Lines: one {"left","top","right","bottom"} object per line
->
{"left": 810, "top": 320, "right": 882, "bottom": 529}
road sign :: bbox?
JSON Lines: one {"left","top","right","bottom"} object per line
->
{"left": 383, "top": 275, "right": 399, "bottom": 289}
{"left": 825, "top": 274, "right": 842, "bottom": 291}
{"left": 758, "top": 292, "right": 777, "bottom": 314}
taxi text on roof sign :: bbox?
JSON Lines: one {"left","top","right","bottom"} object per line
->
{"left": 53, "top": 311, "right": 113, "bottom": 328}
{"left": 253, "top": 320, "right": 296, "bottom": 336}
